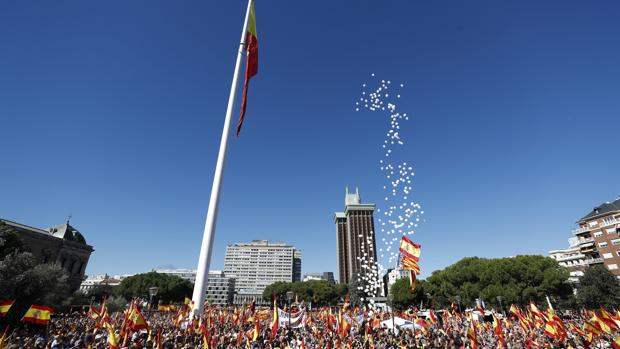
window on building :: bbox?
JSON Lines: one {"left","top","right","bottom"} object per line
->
{"left": 600, "top": 242, "right": 608, "bottom": 248}
{"left": 617, "top": 251, "right": 620, "bottom": 257}
{"left": 594, "top": 231, "right": 603, "bottom": 237}
{"left": 608, "top": 264, "right": 618, "bottom": 270}
{"left": 603, "top": 253, "right": 613, "bottom": 259}
{"left": 613, "top": 239, "right": 620, "bottom": 246}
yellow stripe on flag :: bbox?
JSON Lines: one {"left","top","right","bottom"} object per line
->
{"left": 22, "top": 305, "right": 54, "bottom": 325}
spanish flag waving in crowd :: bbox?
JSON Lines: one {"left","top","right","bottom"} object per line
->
{"left": 0, "top": 301, "right": 14, "bottom": 318}
{"left": 21, "top": 305, "right": 54, "bottom": 325}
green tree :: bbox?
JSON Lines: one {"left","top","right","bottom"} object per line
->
{"left": 576, "top": 265, "right": 620, "bottom": 309}
{"left": 390, "top": 278, "right": 427, "bottom": 310}
{"left": 0, "top": 221, "right": 24, "bottom": 259}
{"left": 348, "top": 273, "right": 365, "bottom": 306}
{"left": 0, "top": 251, "right": 70, "bottom": 323}
{"left": 114, "top": 272, "right": 193, "bottom": 303}
{"left": 262, "top": 280, "right": 346, "bottom": 306}
{"left": 422, "top": 255, "right": 573, "bottom": 309}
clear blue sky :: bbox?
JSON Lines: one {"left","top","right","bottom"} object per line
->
{"left": 1, "top": 1, "right": 619, "bottom": 280}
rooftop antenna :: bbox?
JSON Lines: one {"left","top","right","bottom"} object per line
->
{"left": 66, "top": 214, "right": 72, "bottom": 225}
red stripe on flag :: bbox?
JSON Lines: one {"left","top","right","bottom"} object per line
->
{"left": 237, "top": 32, "right": 258, "bottom": 137}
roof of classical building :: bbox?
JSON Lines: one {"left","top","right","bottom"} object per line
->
{"left": 48, "top": 223, "right": 87, "bottom": 244}
{"left": 1, "top": 218, "right": 89, "bottom": 246}
{"left": 578, "top": 197, "right": 620, "bottom": 223}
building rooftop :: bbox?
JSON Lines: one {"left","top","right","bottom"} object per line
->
{"left": 228, "top": 240, "right": 294, "bottom": 247}
{"left": 49, "top": 223, "right": 87, "bottom": 244}
{"left": 2, "top": 218, "right": 91, "bottom": 246}
{"left": 577, "top": 197, "right": 620, "bottom": 223}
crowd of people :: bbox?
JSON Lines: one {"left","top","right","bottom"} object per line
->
{"left": 1, "top": 301, "right": 620, "bottom": 349}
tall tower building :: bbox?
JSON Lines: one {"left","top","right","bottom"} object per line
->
{"left": 334, "top": 187, "right": 377, "bottom": 284}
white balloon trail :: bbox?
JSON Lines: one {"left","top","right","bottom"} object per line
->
{"left": 355, "top": 74, "right": 424, "bottom": 308}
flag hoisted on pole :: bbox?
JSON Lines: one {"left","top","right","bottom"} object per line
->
{"left": 191, "top": 0, "right": 258, "bottom": 317}
{"left": 237, "top": 0, "right": 258, "bottom": 137}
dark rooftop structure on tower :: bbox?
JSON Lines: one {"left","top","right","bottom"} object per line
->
{"left": 1, "top": 218, "right": 94, "bottom": 292}
{"left": 578, "top": 197, "right": 620, "bottom": 223}
{"left": 334, "top": 187, "right": 377, "bottom": 284}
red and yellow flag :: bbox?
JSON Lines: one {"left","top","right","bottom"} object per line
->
{"left": 269, "top": 297, "right": 278, "bottom": 340}
{"left": 157, "top": 304, "right": 176, "bottom": 312}
{"left": 127, "top": 305, "right": 148, "bottom": 331}
{"left": 612, "top": 336, "right": 620, "bottom": 349}
{"left": 105, "top": 321, "right": 119, "bottom": 349}
{"left": 0, "top": 326, "right": 9, "bottom": 349}
{"left": 408, "top": 271, "right": 417, "bottom": 290}
{"left": 156, "top": 329, "right": 162, "bottom": 349}
{"left": 21, "top": 305, "right": 54, "bottom": 325}
{"left": 237, "top": 0, "right": 258, "bottom": 137}
{"left": 467, "top": 321, "right": 478, "bottom": 349}
{"left": 428, "top": 309, "right": 437, "bottom": 324}
{"left": 399, "top": 235, "right": 421, "bottom": 261}
{"left": 0, "top": 301, "right": 14, "bottom": 317}
{"left": 492, "top": 313, "right": 506, "bottom": 348}
{"left": 401, "top": 256, "right": 420, "bottom": 274}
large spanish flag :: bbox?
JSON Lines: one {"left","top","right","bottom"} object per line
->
{"left": 0, "top": 300, "right": 14, "bottom": 317}
{"left": 399, "top": 235, "right": 421, "bottom": 261}
{"left": 22, "top": 305, "right": 54, "bottom": 325}
{"left": 236, "top": 0, "right": 258, "bottom": 137}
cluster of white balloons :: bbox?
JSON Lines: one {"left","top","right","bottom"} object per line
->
{"left": 354, "top": 233, "right": 385, "bottom": 307}
{"left": 355, "top": 74, "right": 425, "bottom": 278}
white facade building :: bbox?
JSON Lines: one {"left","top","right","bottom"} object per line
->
{"left": 384, "top": 268, "right": 410, "bottom": 295}
{"left": 79, "top": 274, "right": 124, "bottom": 294}
{"left": 549, "top": 237, "right": 590, "bottom": 283}
{"left": 224, "top": 240, "right": 301, "bottom": 305}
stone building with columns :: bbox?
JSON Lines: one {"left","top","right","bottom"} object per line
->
{"left": 1, "top": 218, "right": 94, "bottom": 292}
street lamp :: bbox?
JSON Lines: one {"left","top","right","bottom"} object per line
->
{"left": 149, "top": 287, "right": 159, "bottom": 312}
{"left": 455, "top": 296, "right": 462, "bottom": 313}
{"left": 425, "top": 293, "right": 432, "bottom": 310}
{"left": 387, "top": 293, "right": 395, "bottom": 334}
{"left": 496, "top": 296, "right": 505, "bottom": 317}
{"left": 286, "top": 291, "right": 294, "bottom": 327}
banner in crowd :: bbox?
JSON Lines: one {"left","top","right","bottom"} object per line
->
{"left": 277, "top": 307, "right": 306, "bottom": 328}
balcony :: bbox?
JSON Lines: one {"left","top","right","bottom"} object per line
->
{"left": 573, "top": 226, "right": 591, "bottom": 235}
{"left": 585, "top": 258, "right": 603, "bottom": 265}
{"left": 602, "top": 218, "right": 620, "bottom": 228}
{"left": 555, "top": 253, "right": 586, "bottom": 262}
{"left": 577, "top": 237, "right": 594, "bottom": 244}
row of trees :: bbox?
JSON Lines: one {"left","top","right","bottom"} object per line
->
{"left": 70, "top": 272, "right": 194, "bottom": 312}
{"left": 390, "top": 255, "right": 620, "bottom": 311}
{"left": 262, "top": 280, "right": 348, "bottom": 306}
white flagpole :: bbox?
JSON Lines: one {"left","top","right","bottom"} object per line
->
{"left": 191, "top": 0, "right": 253, "bottom": 317}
